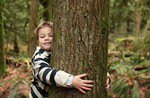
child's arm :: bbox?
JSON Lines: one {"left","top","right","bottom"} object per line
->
{"left": 32, "top": 53, "right": 93, "bottom": 89}
{"left": 33, "top": 58, "right": 72, "bottom": 87}
{"left": 32, "top": 54, "right": 93, "bottom": 94}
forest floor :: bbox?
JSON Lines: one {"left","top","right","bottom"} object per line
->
{"left": 0, "top": 57, "right": 32, "bottom": 98}
{"left": 0, "top": 56, "right": 150, "bottom": 98}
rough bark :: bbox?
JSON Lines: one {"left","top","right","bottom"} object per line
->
{"left": 28, "top": 0, "right": 39, "bottom": 57}
{"left": 49, "top": 0, "right": 109, "bottom": 98}
{"left": 0, "top": 0, "right": 6, "bottom": 76}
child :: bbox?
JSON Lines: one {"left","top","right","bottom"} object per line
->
{"left": 29, "top": 21, "right": 94, "bottom": 98}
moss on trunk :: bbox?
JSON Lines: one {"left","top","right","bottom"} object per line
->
{"left": 0, "top": 0, "right": 6, "bottom": 76}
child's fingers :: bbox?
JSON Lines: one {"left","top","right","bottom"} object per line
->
{"left": 83, "top": 80, "right": 93, "bottom": 83}
{"left": 78, "top": 74, "right": 87, "bottom": 78}
{"left": 83, "top": 84, "right": 93, "bottom": 88}
{"left": 79, "top": 88, "right": 86, "bottom": 94}
{"left": 82, "top": 87, "right": 91, "bottom": 91}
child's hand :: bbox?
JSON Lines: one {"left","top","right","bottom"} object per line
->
{"left": 72, "top": 74, "right": 93, "bottom": 94}
{"left": 106, "top": 75, "right": 111, "bottom": 90}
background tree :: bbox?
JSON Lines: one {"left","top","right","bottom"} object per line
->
{"left": 134, "top": 0, "right": 143, "bottom": 36}
{"left": 48, "top": 0, "right": 53, "bottom": 21}
{"left": 48, "top": 0, "right": 109, "bottom": 98}
{"left": 0, "top": 0, "right": 6, "bottom": 76}
{"left": 3, "top": 0, "right": 30, "bottom": 55}
{"left": 39, "top": 0, "right": 53, "bottom": 21}
{"left": 39, "top": 0, "right": 49, "bottom": 21}
{"left": 28, "top": 0, "right": 39, "bottom": 57}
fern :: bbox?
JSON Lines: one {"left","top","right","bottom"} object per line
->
{"left": 110, "top": 77, "right": 130, "bottom": 97}
{"left": 8, "top": 81, "right": 19, "bottom": 98}
{"left": 130, "top": 80, "right": 140, "bottom": 98}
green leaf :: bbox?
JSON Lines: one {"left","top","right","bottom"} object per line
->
{"left": 22, "top": 79, "right": 29, "bottom": 86}
{"left": 130, "top": 80, "right": 140, "bottom": 98}
{"left": 8, "top": 81, "right": 19, "bottom": 98}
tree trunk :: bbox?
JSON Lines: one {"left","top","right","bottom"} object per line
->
{"left": 40, "top": 0, "right": 49, "bottom": 21}
{"left": 48, "top": 0, "right": 53, "bottom": 21}
{"left": 0, "top": 0, "right": 6, "bottom": 76}
{"left": 14, "top": 33, "right": 19, "bottom": 53}
{"left": 142, "top": 20, "right": 150, "bottom": 37}
{"left": 28, "top": 0, "right": 39, "bottom": 57}
{"left": 134, "top": 0, "right": 143, "bottom": 36}
{"left": 49, "top": 0, "right": 109, "bottom": 98}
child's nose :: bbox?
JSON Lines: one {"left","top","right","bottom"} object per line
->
{"left": 45, "top": 36, "right": 50, "bottom": 40}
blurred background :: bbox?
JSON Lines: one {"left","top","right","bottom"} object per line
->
{"left": 0, "top": 0, "right": 150, "bottom": 97}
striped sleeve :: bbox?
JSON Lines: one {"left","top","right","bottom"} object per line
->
{"left": 32, "top": 53, "right": 73, "bottom": 87}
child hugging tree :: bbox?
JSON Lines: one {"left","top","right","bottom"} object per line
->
{"left": 29, "top": 21, "right": 94, "bottom": 98}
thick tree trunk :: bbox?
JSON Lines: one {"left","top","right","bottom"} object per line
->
{"left": 28, "top": 0, "right": 39, "bottom": 57}
{"left": 49, "top": 0, "right": 109, "bottom": 98}
{"left": 0, "top": 0, "right": 6, "bottom": 76}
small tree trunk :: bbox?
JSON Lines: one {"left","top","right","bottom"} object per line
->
{"left": 14, "top": 34, "right": 19, "bottom": 53}
{"left": 48, "top": 0, "right": 53, "bottom": 21}
{"left": 28, "top": 0, "right": 39, "bottom": 57}
{"left": 49, "top": 0, "right": 109, "bottom": 98}
{"left": 0, "top": 0, "right": 6, "bottom": 76}
{"left": 40, "top": 0, "right": 49, "bottom": 21}
{"left": 142, "top": 20, "right": 150, "bottom": 37}
{"left": 134, "top": 0, "right": 143, "bottom": 36}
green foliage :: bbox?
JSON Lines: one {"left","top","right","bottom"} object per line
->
{"left": 144, "top": 32, "right": 150, "bottom": 52}
{"left": 8, "top": 81, "right": 19, "bottom": 98}
{"left": 111, "top": 78, "right": 130, "bottom": 97}
{"left": 3, "top": 0, "right": 30, "bottom": 47}
{"left": 130, "top": 38, "right": 145, "bottom": 53}
{"left": 110, "top": 0, "right": 150, "bottom": 36}
{"left": 0, "top": 81, "right": 4, "bottom": 86}
{"left": 130, "top": 81, "right": 140, "bottom": 98}
{"left": 140, "top": 60, "right": 150, "bottom": 67}
{"left": 5, "top": 67, "right": 10, "bottom": 73}
{"left": 109, "top": 53, "right": 150, "bottom": 97}
{"left": 129, "top": 55, "right": 144, "bottom": 65}
{"left": 22, "top": 79, "right": 29, "bottom": 86}
{"left": 128, "top": 32, "right": 150, "bottom": 55}
{"left": 146, "top": 88, "right": 150, "bottom": 98}
{"left": 110, "top": 0, "right": 136, "bottom": 33}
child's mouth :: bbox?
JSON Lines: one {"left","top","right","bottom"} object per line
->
{"left": 44, "top": 42, "right": 51, "bottom": 46}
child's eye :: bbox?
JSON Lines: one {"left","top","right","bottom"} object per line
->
{"left": 40, "top": 35, "right": 45, "bottom": 38}
{"left": 49, "top": 35, "right": 53, "bottom": 37}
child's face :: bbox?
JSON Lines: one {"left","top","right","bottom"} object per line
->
{"left": 38, "top": 27, "right": 52, "bottom": 51}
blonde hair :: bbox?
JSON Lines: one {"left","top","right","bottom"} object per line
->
{"left": 34, "top": 21, "right": 53, "bottom": 39}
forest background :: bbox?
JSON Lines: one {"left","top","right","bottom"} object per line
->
{"left": 0, "top": 0, "right": 150, "bottom": 98}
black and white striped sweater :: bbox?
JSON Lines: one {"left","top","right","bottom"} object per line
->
{"left": 29, "top": 46, "right": 73, "bottom": 98}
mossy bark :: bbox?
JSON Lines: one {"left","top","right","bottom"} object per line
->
{"left": 28, "top": 0, "right": 39, "bottom": 57}
{"left": 0, "top": 0, "right": 6, "bottom": 76}
{"left": 49, "top": 0, "right": 109, "bottom": 98}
